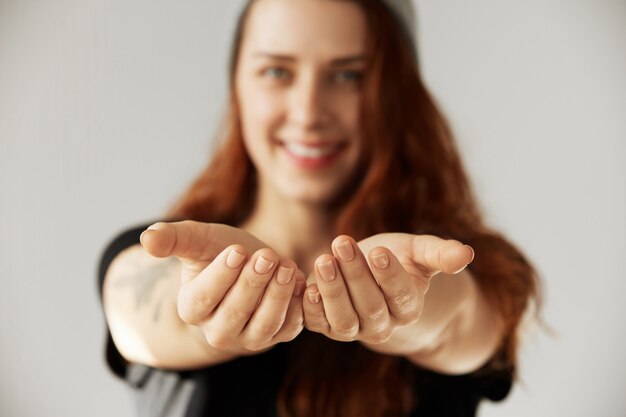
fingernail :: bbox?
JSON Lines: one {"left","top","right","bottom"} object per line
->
{"left": 147, "top": 223, "right": 162, "bottom": 231}
{"left": 276, "top": 266, "right": 294, "bottom": 284}
{"left": 294, "top": 280, "right": 305, "bottom": 297}
{"left": 308, "top": 288, "right": 320, "bottom": 304}
{"left": 335, "top": 240, "right": 355, "bottom": 262}
{"left": 226, "top": 249, "right": 246, "bottom": 269}
{"left": 317, "top": 259, "right": 336, "bottom": 282}
{"left": 254, "top": 255, "right": 274, "bottom": 274}
{"left": 139, "top": 231, "right": 146, "bottom": 245}
{"left": 371, "top": 252, "right": 389, "bottom": 269}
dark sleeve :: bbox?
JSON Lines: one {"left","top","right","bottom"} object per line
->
{"left": 410, "top": 363, "right": 514, "bottom": 417}
{"left": 97, "top": 222, "right": 156, "bottom": 383}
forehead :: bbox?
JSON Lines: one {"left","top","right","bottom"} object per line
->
{"left": 241, "top": 0, "right": 367, "bottom": 58}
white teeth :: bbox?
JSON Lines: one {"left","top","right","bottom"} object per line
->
{"left": 283, "top": 142, "right": 339, "bottom": 158}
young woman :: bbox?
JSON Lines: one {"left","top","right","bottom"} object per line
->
{"left": 99, "top": 1, "right": 540, "bottom": 416}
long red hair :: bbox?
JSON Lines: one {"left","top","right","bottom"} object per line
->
{"left": 167, "top": 1, "right": 541, "bottom": 416}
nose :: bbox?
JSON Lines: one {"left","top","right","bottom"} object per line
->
{"left": 288, "top": 72, "right": 330, "bottom": 129}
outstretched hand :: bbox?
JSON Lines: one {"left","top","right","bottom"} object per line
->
{"left": 302, "top": 233, "right": 474, "bottom": 344}
{"left": 139, "top": 221, "right": 306, "bottom": 354}
{"left": 139, "top": 222, "right": 473, "bottom": 352}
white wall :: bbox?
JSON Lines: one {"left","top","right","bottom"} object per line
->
{"left": 1, "top": 0, "right": 624, "bottom": 416}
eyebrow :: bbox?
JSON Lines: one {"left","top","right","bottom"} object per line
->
{"left": 252, "top": 53, "right": 367, "bottom": 66}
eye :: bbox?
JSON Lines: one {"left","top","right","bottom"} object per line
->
{"left": 333, "top": 70, "right": 363, "bottom": 84}
{"left": 261, "top": 66, "right": 290, "bottom": 80}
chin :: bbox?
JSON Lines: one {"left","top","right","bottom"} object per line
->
{"left": 279, "top": 183, "right": 341, "bottom": 207}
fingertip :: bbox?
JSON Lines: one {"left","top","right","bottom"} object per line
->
{"left": 306, "top": 284, "right": 321, "bottom": 304}
{"left": 140, "top": 222, "right": 175, "bottom": 258}
{"left": 331, "top": 234, "right": 353, "bottom": 246}
{"left": 226, "top": 243, "right": 247, "bottom": 254}
{"left": 442, "top": 241, "right": 474, "bottom": 274}
{"left": 369, "top": 246, "right": 391, "bottom": 270}
{"left": 225, "top": 245, "right": 247, "bottom": 269}
{"left": 147, "top": 222, "right": 165, "bottom": 231}
{"left": 315, "top": 253, "right": 334, "bottom": 265}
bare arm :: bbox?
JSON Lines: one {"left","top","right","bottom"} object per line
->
{"left": 302, "top": 233, "right": 504, "bottom": 375}
{"left": 102, "top": 244, "right": 237, "bottom": 369}
{"left": 102, "top": 221, "right": 306, "bottom": 371}
{"left": 365, "top": 269, "right": 503, "bottom": 374}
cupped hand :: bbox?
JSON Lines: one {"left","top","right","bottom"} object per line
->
{"left": 302, "top": 233, "right": 474, "bottom": 344}
{"left": 140, "top": 220, "right": 306, "bottom": 354}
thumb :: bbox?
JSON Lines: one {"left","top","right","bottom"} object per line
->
{"left": 139, "top": 220, "right": 222, "bottom": 263}
{"left": 409, "top": 235, "right": 475, "bottom": 277}
{"left": 140, "top": 220, "right": 267, "bottom": 264}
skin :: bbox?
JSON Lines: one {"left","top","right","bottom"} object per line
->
{"left": 236, "top": 0, "right": 365, "bottom": 206}
{"left": 104, "top": 0, "right": 503, "bottom": 374}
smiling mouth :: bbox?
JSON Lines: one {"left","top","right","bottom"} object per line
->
{"left": 275, "top": 139, "right": 347, "bottom": 169}
{"left": 281, "top": 141, "right": 344, "bottom": 158}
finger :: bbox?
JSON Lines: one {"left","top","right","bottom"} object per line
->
{"left": 139, "top": 220, "right": 264, "bottom": 264}
{"left": 313, "top": 254, "right": 359, "bottom": 340}
{"left": 272, "top": 273, "right": 306, "bottom": 343}
{"left": 177, "top": 244, "right": 248, "bottom": 324}
{"left": 242, "top": 259, "right": 297, "bottom": 347}
{"left": 367, "top": 246, "right": 422, "bottom": 325}
{"left": 409, "top": 235, "right": 474, "bottom": 277}
{"left": 302, "top": 283, "right": 330, "bottom": 335}
{"left": 208, "top": 248, "right": 280, "bottom": 341}
{"left": 331, "top": 236, "right": 391, "bottom": 337}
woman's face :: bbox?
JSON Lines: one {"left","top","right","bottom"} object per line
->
{"left": 235, "top": 0, "right": 367, "bottom": 206}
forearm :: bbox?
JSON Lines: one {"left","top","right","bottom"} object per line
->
{"left": 103, "top": 244, "right": 238, "bottom": 370}
{"left": 362, "top": 270, "right": 503, "bottom": 374}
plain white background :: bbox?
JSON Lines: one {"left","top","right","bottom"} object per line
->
{"left": 1, "top": 0, "right": 624, "bottom": 415}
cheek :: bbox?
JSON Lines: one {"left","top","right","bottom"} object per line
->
{"left": 240, "top": 88, "right": 283, "bottom": 134}
{"left": 238, "top": 90, "right": 284, "bottom": 166}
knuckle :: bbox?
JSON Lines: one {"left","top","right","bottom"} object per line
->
{"left": 244, "top": 274, "right": 268, "bottom": 289}
{"left": 251, "top": 322, "right": 281, "bottom": 339}
{"left": 191, "top": 291, "right": 217, "bottom": 311}
{"left": 332, "top": 319, "right": 359, "bottom": 336}
{"left": 223, "top": 304, "right": 253, "bottom": 322}
{"left": 322, "top": 285, "right": 346, "bottom": 300}
{"left": 367, "top": 329, "right": 392, "bottom": 345}
{"left": 178, "top": 292, "right": 213, "bottom": 323}
{"left": 364, "top": 305, "right": 387, "bottom": 321}
{"left": 394, "top": 303, "right": 420, "bottom": 324}
{"left": 386, "top": 287, "right": 413, "bottom": 307}
{"left": 346, "top": 264, "right": 368, "bottom": 279}
{"left": 266, "top": 287, "right": 293, "bottom": 303}
{"left": 367, "top": 317, "right": 392, "bottom": 336}
{"left": 305, "top": 311, "right": 329, "bottom": 330}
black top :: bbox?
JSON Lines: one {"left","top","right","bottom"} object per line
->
{"left": 98, "top": 224, "right": 513, "bottom": 417}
